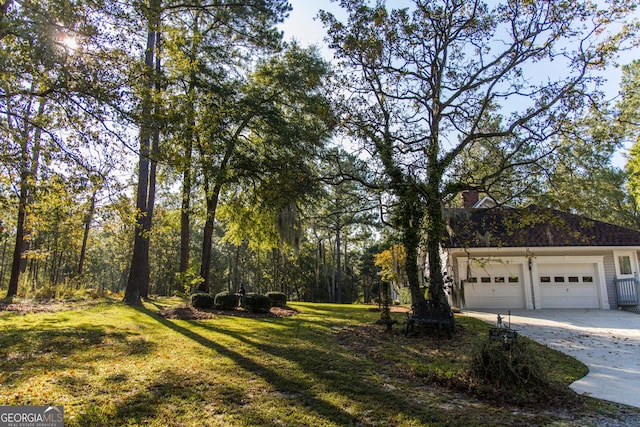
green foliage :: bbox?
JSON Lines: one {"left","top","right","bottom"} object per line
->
{"left": 174, "top": 268, "right": 204, "bottom": 295}
{"left": 190, "top": 292, "right": 215, "bottom": 309}
{"left": 214, "top": 291, "right": 239, "bottom": 311}
{"left": 266, "top": 291, "right": 287, "bottom": 307}
{"left": 242, "top": 293, "right": 271, "bottom": 313}
{"left": 469, "top": 337, "right": 550, "bottom": 401}
{"left": 397, "top": 287, "right": 412, "bottom": 305}
{"left": 529, "top": 100, "right": 640, "bottom": 229}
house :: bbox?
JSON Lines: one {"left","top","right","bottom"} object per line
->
{"left": 443, "top": 196, "right": 640, "bottom": 311}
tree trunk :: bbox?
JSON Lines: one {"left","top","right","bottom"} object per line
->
{"left": 335, "top": 224, "right": 342, "bottom": 303}
{"left": 77, "top": 189, "right": 96, "bottom": 276}
{"left": 179, "top": 19, "right": 200, "bottom": 282}
{"left": 6, "top": 96, "right": 44, "bottom": 297}
{"left": 141, "top": 89, "right": 160, "bottom": 300}
{"left": 124, "top": 0, "right": 161, "bottom": 305}
{"left": 7, "top": 183, "right": 27, "bottom": 298}
{"left": 425, "top": 178, "right": 447, "bottom": 304}
{"left": 179, "top": 145, "right": 191, "bottom": 279}
{"left": 198, "top": 179, "right": 222, "bottom": 293}
{"left": 401, "top": 188, "right": 425, "bottom": 305}
{"left": 179, "top": 93, "right": 197, "bottom": 279}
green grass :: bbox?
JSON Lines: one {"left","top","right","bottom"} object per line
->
{"left": 0, "top": 298, "right": 631, "bottom": 426}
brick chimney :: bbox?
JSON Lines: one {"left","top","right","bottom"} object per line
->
{"left": 461, "top": 190, "right": 479, "bottom": 208}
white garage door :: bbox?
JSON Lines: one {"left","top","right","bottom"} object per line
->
{"left": 461, "top": 262, "right": 525, "bottom": 309}
{"left": 537, "top": 263, "right": 600, "bottom": 309}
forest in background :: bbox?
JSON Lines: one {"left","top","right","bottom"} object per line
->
{"left": 4, "top": 0, "right": 640, "bottom": 305}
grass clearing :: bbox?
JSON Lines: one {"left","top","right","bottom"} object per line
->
{"left": 0, "top": 297, "right": 637, "bottom": 426}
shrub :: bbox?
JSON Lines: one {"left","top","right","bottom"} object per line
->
{"left": 469, "top": 337, "right": 550, "bottom": 402}
{"left": 243, "top": 293, "right": 272, "bottom": 313}
{"left": 266, "top": 291, "right": 287, "bottom": 307}
{"left": 214, "top": 291, "right": 238, "bottom": 310}
{"left": 191, "top": 292, "right": 215, "bottom": 309}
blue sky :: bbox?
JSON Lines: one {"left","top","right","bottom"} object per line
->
{"left": 279, "top": 1, "right": 640, "bottom": 167}
{"left": 279, "top": 0, "right": 340, "bottom": 54}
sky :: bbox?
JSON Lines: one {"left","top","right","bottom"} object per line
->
{"left": 278, "top": 0, "right": 640, "bottom": 167}
{"left": 278, "top": 0, "right": 340, "bottom": 56}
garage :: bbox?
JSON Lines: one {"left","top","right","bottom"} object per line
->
{"left": 537, "top": 263, "right": 600, "bottom": 309}
{"left": 459, "top": 261, "right": 526, "bottom": 309}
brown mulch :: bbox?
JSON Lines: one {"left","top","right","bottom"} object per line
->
{"left": 158, "top": 305, "right": 299, "bottom": 320}
{"left": 367, "top": 305, "right": 410, "bottom": 313}
{"left": 0, "top": 300, "right": 94, "bottom": 315}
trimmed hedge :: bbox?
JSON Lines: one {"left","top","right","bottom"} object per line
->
{"left": 243, "top": 293, "right": 272, "bottom": 313}
{"left": 266, "top": 291, "right": 287, "bottom": 307}
{"left": 214, "top": 291, "right": 239, "bottom": 310}
{"left": 191, "top": 292, "right": 215, "bottom": 309}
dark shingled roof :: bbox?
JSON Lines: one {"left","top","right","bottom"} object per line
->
{"left": 444, "top": 205, "right": 640, "bottom": 248}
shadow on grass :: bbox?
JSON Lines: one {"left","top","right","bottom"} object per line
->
{"left": 132, "top": 305, "right": 366, "bottom": 425}
{"left": 193, "top": 315, "right": 448, "bottom": 424}
{"left": 0, "top": 325, "right": 156, "bottom": 387}
{"left": 133, "top": 306, "right": 451, "bottom": 426}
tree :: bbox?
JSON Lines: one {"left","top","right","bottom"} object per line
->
{"left": 616, "top": 59, "right": 640, "bottom": 228}
{"left": 161, "top": 1, "right": 289, "bottom": 286}
{"left": 312, "top": 148, "right": 378, "bottom": 303}
{"left": 321, "top": 0, "right": 636, "bottom": 305}
{"left": 123, "top": 0, "right": 291, "bottom": 304}
{"left": 195, "top": 44, "right": 335, "bottom": 292}
{"left": 533, "top": 105, "right": 640, "bottom": 229}
{"left": 1, "top": 0, "right": 119, "bottom": 297}
{"left": 123, "top": 0, "right": 162, "bottom": 305}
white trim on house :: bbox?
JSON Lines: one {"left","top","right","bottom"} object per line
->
{"left": 472, "top": 196, "right": 497, "bottom": 209}
{"left": 613, "top": 250, "right": 639, "bottom": 280}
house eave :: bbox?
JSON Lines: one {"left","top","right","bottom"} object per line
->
{"left": 445, "top": 245, "right": 640, "bottom": 256}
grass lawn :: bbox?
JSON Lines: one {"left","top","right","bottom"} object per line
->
{"left": 0, "top": 297, "right": 638, "bottom": 426}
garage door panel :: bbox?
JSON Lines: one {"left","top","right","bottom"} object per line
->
{"left": 463, "top": 285, "right": 525, "bottom": 309}
{"left": 462, "top": 262, "right": 525, "bottom": 309}
{"left": 538, "top": 263, "right": 599, "bottom": 309}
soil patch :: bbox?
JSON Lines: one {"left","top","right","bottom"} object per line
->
{"left": 0, "top": 300, "right": 99, "bottom": 315}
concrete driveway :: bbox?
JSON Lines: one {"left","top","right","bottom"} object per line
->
{"left": 462, "top": 309, "right": 640, "bottom": 408}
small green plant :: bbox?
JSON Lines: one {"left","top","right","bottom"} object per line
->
{"left": 214, "top": 291, "right": 239, "bottom": 310}
{"left": 175, "top": 269, "right": 205, "bottom": 294}
{"left": 191, "top": 292, "right": 215, "bottom": 309}
{"left": 266, "top": 291, "right": 287, "bottom": 307}
{"left": 242, "top": 293, "right": 272, "bottom": 313}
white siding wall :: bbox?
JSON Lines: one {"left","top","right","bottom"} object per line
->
{"left": 603, "top": 253, "right": 617, "bottom": 309}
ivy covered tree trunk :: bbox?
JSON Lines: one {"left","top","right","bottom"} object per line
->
{"left": 425, "top": 188, "right": 447, "bottom": 304}
{"left": 400, "top": 191, "right": 426, "bottom": 304}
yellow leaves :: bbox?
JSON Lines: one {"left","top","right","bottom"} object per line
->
{"left": 374, "top": 244, "right": 406, "bottom": 283}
